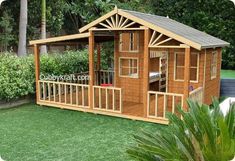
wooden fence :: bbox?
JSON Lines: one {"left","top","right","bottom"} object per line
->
{"left": 93, "top": 85, "right": 122, "bottom": 113}
{"left": 38, "top": 80, "right": 89, "bottom": 108}
{"left": 147, "top": 91, "right": 184, "bottom": 119}
{"left": 95, "top": 70, "right": 114, "bottom": 85}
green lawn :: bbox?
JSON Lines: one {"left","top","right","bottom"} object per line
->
{"left": 221, "top": 70, "right": 235, "bottom": 79}
{"left": 0, "top": 104, "right": 164, "bottom": 161}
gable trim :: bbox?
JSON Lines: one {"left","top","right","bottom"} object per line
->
{"left": 79, "top": 8, "right": 202, "bottom": 50}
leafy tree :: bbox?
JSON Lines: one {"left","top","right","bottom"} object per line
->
{"left": 127, "top": 99, "right": 235, "bottom": 161}
{"left": 0, "top": 10, "right": 14, "bottom": 52}
{"left": 150, "top": 0, "right": 235, "bottom": 69}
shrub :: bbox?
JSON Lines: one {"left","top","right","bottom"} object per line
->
{"left": 127, "top": 98, "right": 235, "bottom": 161}
{"left": 0, "top": 50, "right": 90, "bottom": 101}
{"left": 0, "top": 53, "right": 34, "bottom": 101}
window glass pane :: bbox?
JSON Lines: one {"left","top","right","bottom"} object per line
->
{"left": 119, "top": 32, "right": 139, "bottom": 52}
{"left": 211, "top": 52, "right": 217, "bottom": 79}
{"left": 120, "top": 58, "right": 138, "bottom": 78}
{"left": 190, "top": 53, "right": 198, "bottom": 67}
{"left": 190, "top": 68, "right": 197, "bottom": 81}
{"left": 176, "top": 67, "right": 184, "bottom": 80}
{"left": 176, "top": 54, "right": 184, "bottom": 66}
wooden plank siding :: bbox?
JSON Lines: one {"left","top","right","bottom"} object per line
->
{"left": 114, "top": 31, "right": 145, "bottom": 103}
{"left": 150, "top": 48, "right": 205, "bottom": 95}
{"left": 203, "top": 48, "right": 222, "bottom": 104}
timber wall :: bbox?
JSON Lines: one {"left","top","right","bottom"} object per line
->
{"left": 204, "top": 48, "right": 222, "bottom": 104}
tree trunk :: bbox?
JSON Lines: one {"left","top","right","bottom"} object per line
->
{"left": 40, "top": 0, "right": 47, "bottom": 54}
{"left": 17, "top": 0, "right": 27, "bottom": 57}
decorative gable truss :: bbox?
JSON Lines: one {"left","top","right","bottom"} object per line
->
{"left": 98, "top": 14, "right": 137, "bottom": 29}
{"left": 149, "top": 30, "right": 188, "bottom": 48}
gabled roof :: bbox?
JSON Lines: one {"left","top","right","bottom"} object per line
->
{"left": 79, "top": 8, "right": 230, "bottom": 50}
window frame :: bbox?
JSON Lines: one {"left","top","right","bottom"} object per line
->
{"left": 210, "top": 51, "right": 218, "bottom": 80}
{"left": 119, "top": 31, "right": 139, "bottom": 53}
{"left": 174, "top": 52, "right": 200, "bottom": 83}
{"left": 119, "top": 57, "right": 139, "bottom": 78}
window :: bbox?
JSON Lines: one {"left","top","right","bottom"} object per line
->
{"left": 119, "top": 57, "right": 138, "bottom": 78}
{"left": 174, "top": 52, "right": 199, "bottom": 82}
{"left": 119, "top": 31, "right": 139, "bottom": 52}
{"left": 211, "top": 51, "right": 217, "bottom": 79}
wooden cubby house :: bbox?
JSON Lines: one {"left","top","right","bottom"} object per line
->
{"left": 30, "top": 7, "right": 229, "bottom": 124}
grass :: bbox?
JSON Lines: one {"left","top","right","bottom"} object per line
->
{"left": 0, "top": 104, "right": 164, "bottom": 161}
{"left": 221, "top": 69, "right": 235, "bottom": 79}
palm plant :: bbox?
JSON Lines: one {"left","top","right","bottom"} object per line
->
{"left": 127, "top": 98, "right": 235, "bottom": 161}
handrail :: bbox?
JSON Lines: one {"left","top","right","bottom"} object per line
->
{"left": 189, "top": 87, "right": 203, "bottom": 95}
{"left": 189, "top": 87, "right": 203, "bottom": 104}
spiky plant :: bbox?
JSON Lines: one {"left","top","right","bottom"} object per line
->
{"left": 127, "top": 98, "right": 235, "bottom": 161}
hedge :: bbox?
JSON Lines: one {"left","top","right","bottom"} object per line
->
{"left": 0, "top": 50, "right": 91, "bottom": 101}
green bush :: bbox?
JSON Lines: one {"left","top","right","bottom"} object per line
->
{"left": 0, "top": 53, "right": 34, "bottom": 101}
{"left": 0, "top": 50, "right": 90, "bottom": 101}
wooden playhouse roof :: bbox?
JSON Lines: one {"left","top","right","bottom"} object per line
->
{"left": 30, "top": 7, "right": 229, "bottom": 50}
{"left": 79, "top": 7, "right": 230, "bottom": 50}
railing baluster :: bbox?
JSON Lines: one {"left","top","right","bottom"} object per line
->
{"left": 172, "top": 96, "right": 175, "bottom": 113}
{"left": 76, "top": 85, "right": 78, "bottom": 106}
{"left": 108, "top": 72, "right": 110, "bottom": 84}
{"left": 38, "top": 82, "right": 41, "bottom": 101}
{"left": 147, "top": 92, "right": 150, "bottom": 117}
{"left": 53, "top": 83, "right": 56, "bottom": 102}
{"left": 82, "top": 86, "right": 84, "bottom": 106}
{"left": 106, "top": 88, "right": 108, "bottom": 110}
{"left": 43, "top": 82, "right": 46, "bottom": 100}
{"left": 112, "top": 89, "right": 115, "bottom": 111}
{"left": 155, "top": 93, "right": 158, "bottom": 117}
{"left": 65, "top": 85, "right": 67, "bottom": 104}
{"left": 48, "top": 83, "right": 51, "bottom": 101}
{"left": 70, "top": 85, "right": 73, "bottom": 104}
{"left": 99, "top": 87, "right": 101, "bottom": 109}
{"left": 58, "top": 84, "right": 61, "bottom": 103}
{"left": 163, "top": 94, "right": 166, "bottom": 118}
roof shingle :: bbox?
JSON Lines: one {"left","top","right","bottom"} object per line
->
{"left": 123, "top": 9, "right": 230, "bottom": 49}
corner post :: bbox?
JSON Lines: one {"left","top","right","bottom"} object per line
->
{"left": 143, "top": 28, "right": 150, "bottom": 117}
{"left": 89, "top": 30, "right": 95, "bottom": 109}
{"left": 34, "top": 44, "right": 40, "bottom": 103}
{"left": 183, "top": 47, "right": 190, "bottom": 110}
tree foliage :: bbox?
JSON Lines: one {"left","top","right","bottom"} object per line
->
{"left": 0, "top": 0, "right": 234, "bottom": 68}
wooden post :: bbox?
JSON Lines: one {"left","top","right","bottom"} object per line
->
{"left": 183, "top": 47, "right": 190, "bottom": 110}
{"left": 34, "top": 44, "right": 40, "bottom": 102}
{"left": 97, "top": 43, "right": 101, "bottom": 70}
{"left": 114, "top": 32, "right": 119, "bottom": 87}
{"left": 89, "top": 30, "right": 95, "bottom": 109}
{"left": 143, "top": 28, "right": 150, "bottom": 117}
{"left": 97, "top": 43, "right": 101, "bottom": 85}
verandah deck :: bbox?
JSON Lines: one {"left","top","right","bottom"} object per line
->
{"left": 36, "top": 80, "right": 202, "bottom": 124}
